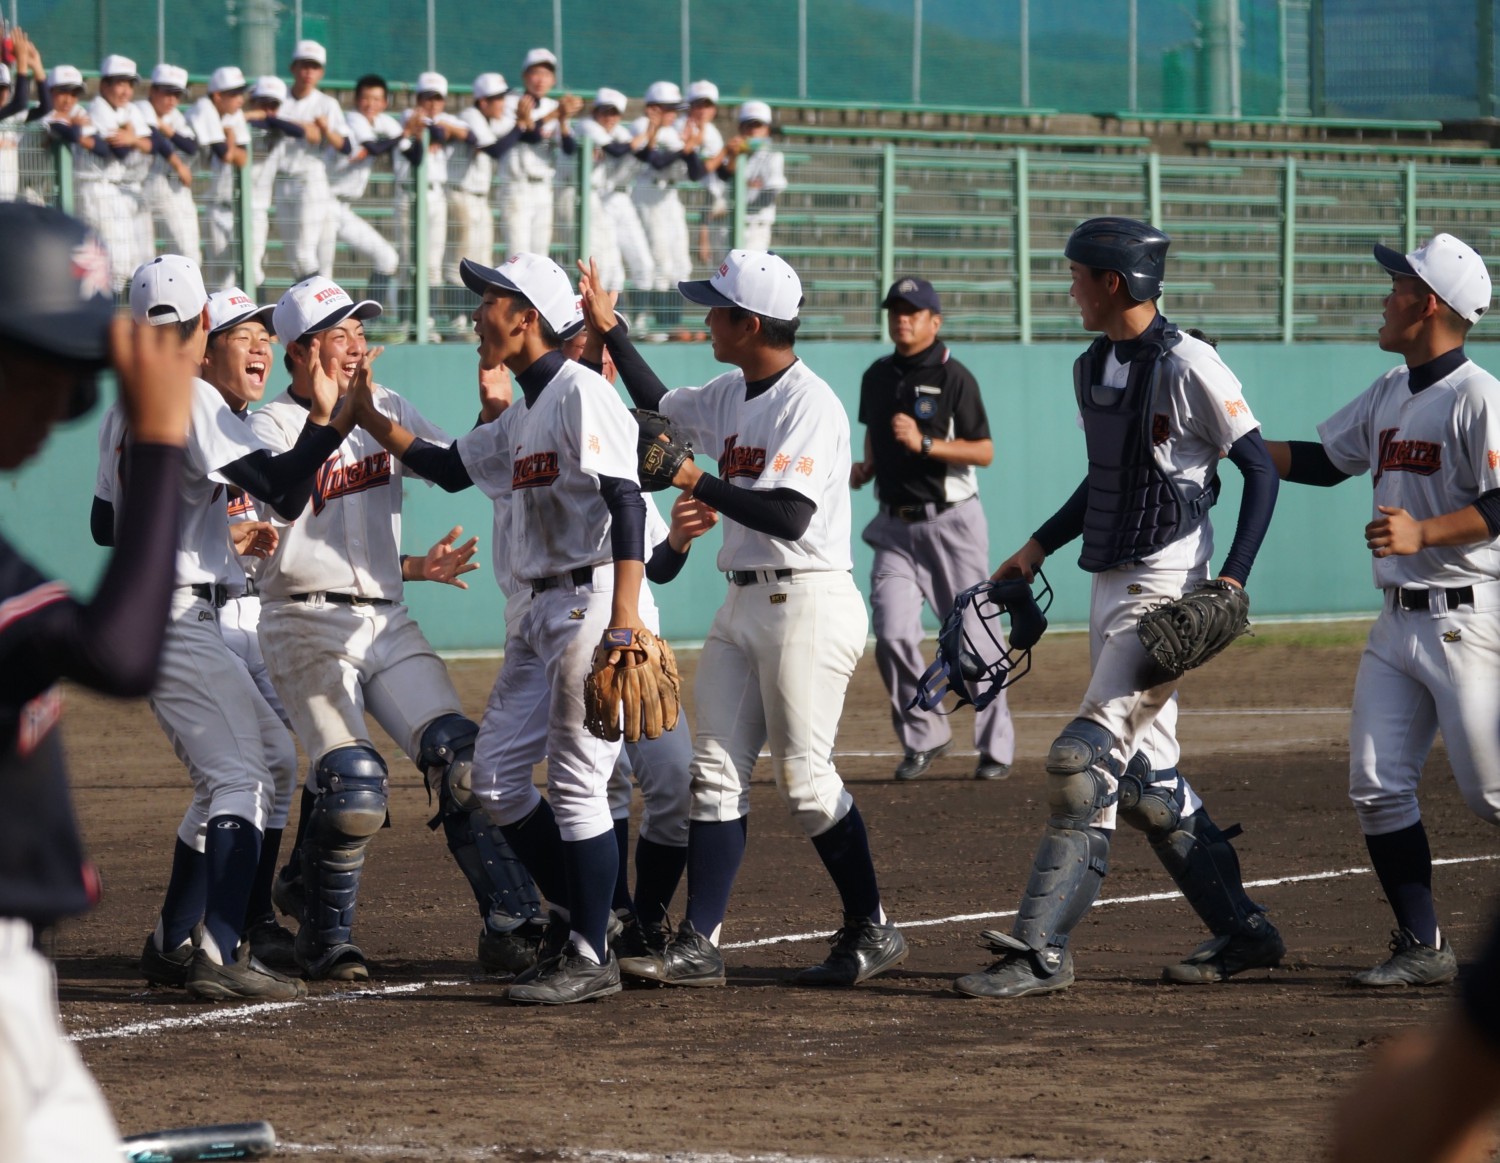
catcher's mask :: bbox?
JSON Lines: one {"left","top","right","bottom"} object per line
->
{"left": 910, "top": 571, "right": 1053, "bottom": 713}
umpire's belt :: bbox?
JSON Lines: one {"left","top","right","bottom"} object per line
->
{"left": 883, "top": 500, "right": 956, "bottom": 523}
{"left": 1389, "top": 585, "right": 1476, "bottom": 612}
{"left": 728, "top": 568, "right": 794, "bottom": 586}
{"left": 288, "top": 591, "right": 394, "bottom": 607}
{"left": 188, "top": 583, "right": 231, "bottom": 608}
{"left": 529, "top": 565, "right": 598, "bottom": 595}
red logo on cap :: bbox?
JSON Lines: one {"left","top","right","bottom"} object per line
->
{"left": 313, "top": 287, "right": 342, "bottom": 303}
{"left": 71, "top": 238, "right": 112, "bottom": 301}
{"left": 719, "top": 262, "right": 729, "bottom": 277}
{"left": 228, "top": 294, "right": 251, "bottom": 307}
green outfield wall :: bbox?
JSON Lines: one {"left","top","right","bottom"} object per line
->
{"left": 4, "top": 340, "right": 1470, "bottom": 652}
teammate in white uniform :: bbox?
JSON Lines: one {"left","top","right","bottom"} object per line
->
{"left": 579, "top": 89, "right": 653, "bottom": 296}
{"left": 955, "top": 218, "right": 1284, "bottom": 999}
{"left": 273, "top": 40, "right": 348, "bottom": 279}
{"left": 579, "top": 250, "right": 908, "bottom": 989}
{"left": 498, "top": 49, "right": 582, "bottom": 259}
{"left": 723, "top": 102, "right": 786, "bottom": 253}
{"left": 76, "top": 56, "right": 154, "bottom": 293}
{"left": 630, "top": 82, "right": 703, "bottom": 339}
{"left": 396, "top": 73, "right": 471, "bottom": 310}
{"left": 1267, "top": 233, "right": 1500, "bottom": 988}
{"left": 327, "top": 74, "right": 402, "bottom": 303}
{"left": 136, "top": 64, "right": 200, "bottom": 264}
{"left": 680, "top": 80, "right": 726, "bottom": 267}
{"left": 444, "top": 73, "right": 517, "bottom": 294}
{"left": 0, "top": 29, "right": 45, "bottom": 203}
{"left": 188, "top": 67, "right": 251, "bottom": 290}
{"left": 244, "top": 76, "right": 304, "bottom": 291}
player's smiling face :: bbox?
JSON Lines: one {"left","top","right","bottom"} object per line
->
{"left": 524, "top": 66, "right": 554, "bottom": 98}
{"left": 100, "top": 77, "right": 135, "bottom": 108}
{"left": 1378, "top": 275, "right": 1437, "bottom": 354}
{"left": 356, "top": 85, "right": 388, "bottom": 119}
{"left": 317, "top": 320, "right": 367, "bottom": 392}
{"left": 52, "top": 88, "right": 81, "bottom": 116}
{"left": 204, "top": 322, "right": 273, "bottom": 405}
{"left": 473, "top": 290, "right": 527, "bottom": 367}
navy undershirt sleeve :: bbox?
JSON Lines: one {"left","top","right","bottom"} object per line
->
{"left": 1218, "top": 429, "right": 1279, "bottom": 586}
{"left": 692, "top": 473, "right": 816, "bottom": 541}
{"left": 683, "top": 151, "right": 705, "bottom": 180}
{"left": 400, "top": 137, "right": 423, "bottom": 165}
{"left": 1032, "top": 478, "right": 1089, "bottom": 555}
{"left": 602, "top": 324, "right": 669, "bottom": 410}
{"left": 560, "top": 132, "right": 577, "bottom": 157}
{"left": 26, "top": 79, "right": 51, "bottom": 123}
{"left": 363, "top": 136, "right": 402, "bottom": 157}
{"left": 401, "top": 438, "right": 474, "bottom": 492}
{"left": 602, "top": 140, "right": 632, "bottom": 158}
{"left": 1285, "top": 439, "right": 1351, "bottom": 487}
{"left": 264, "top": 117, "right": 306, "bottom": 138}
{"left": 148, "top": 128, "right": 173, "bottom": 157}
{"left": 219, "top": 421, "right": 344, "bottom": 520}
{"left": 210, "top": 140, "right": 229, "bottom": 161}
{"left": 90, "top": 497, "right": 115, "bottom": 548}
{"left": 645, "top": 541, "right": 689, "bottom": 584}
{"left": 600, "top": 475, "right": 646, "bottom": 561}
{"left": 1473, "top": 488, "right": 1500, "bottom": 538}
{"left": 171, "top": 132, "right": 198, "bottom": 155}
{"left": 0, "top": 76, "right": 28, "bottom": 121}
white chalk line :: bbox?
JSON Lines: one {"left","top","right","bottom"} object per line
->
{"left": 68, "top": 851, "right": 1499, "bottom": 1044}
{"left": 278, "top": 1146, "right": 1107, "bottom": 1163}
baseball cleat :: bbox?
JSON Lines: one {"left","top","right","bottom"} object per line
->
{"left": 1350, "top": 928, "right": 1459, "bottom": 988}
{"left": 140, "top": 931, "right": 197, "bottom": 989}
{"left": 510, "top": 912, "right": 572, "bottom": 986}
{"left": 245, "top": 917, "right": 300, "bottom": 974}
{"left": 893, "top": 741, "right": 952, "bottom": 782}
{"left": 506, "top": 943, "right": 622, "bottom": 1005}
{"left": 186, "top": 944, "right": 308, "bottom": 1002}
{"left": 794, "top": 914, "right": 908, "bottom": 986}
{"left": 973, "top": 755, "right": 1012, "bottom": 781}
{"left": 953, "top": 931, "right": 1074, "bottom": 999}
{"left": 1162, "top": 914, "right": 1285, "bottom": 984}
{"left": 477, "top": 916, "right": 546, "bottom": 976}
{"left": 618, "top": 919, "right": 726, "bottom": 987}
{"left": 612, "top": 913, "right": 671, "bottom": 964}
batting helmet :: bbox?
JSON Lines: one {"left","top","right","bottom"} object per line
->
{"left": 0, "top": 204, "right": 115, "bottom": 418}
{"left": 1064, "top": 217, "right": 1170, "bottom": 302}
{"left": 911, "top": 572, "right": 1054, "bottom": 713}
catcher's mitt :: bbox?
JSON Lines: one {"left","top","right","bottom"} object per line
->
{"left": 583, "top": 626, "right": 682, "bottom": 743}
{"left": 633, "top": 409, "right": 693, "bottom": 492}
{"left": 1136, "top": 579, "right": 1250, "bottom": 681}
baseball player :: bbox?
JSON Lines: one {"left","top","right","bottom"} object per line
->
{"left": 0, "top": 27, "right": 45, "bottom": 202}
{"left": 850, "top": 276, "right": 1015, "bottom": 781}
{"left": 577, "top": 250, "right": 908, "bottom": 989}
{"left": 498, "top": 49, "right": 582, "bottom": 259}
{"left": 578, "top": 88, "right": 654, "bottom": 297}
{"left": 444, "top": 73, "right": 519, "bottom": 303}
{"left": 272, "top": 40, "right": 348, "bottom": 280}
{"left": 136, "top": 64, "right": 200, "bottom": 263}
{"left": 396, "top": 72, "right": 471, "bottom": 319}
{"left": 0, "top": 202, "right": 193, "bottom": 1163}
{"left": 954, "top": 218, "right": 1284, "bottom": 999}
{"left": 327, "top": 74, "right": 403, "bottom": 306}
{"left": 39, "top": 63, "right": 94, "bottom": 153}
{"left": 76, "top": 55, "right": 154, "bottom": 293}
{"left": 187, "top": 67, "right": 251, "bottom": 290}
{"left": 243, "top": 76, "right": 306, "bottom": 291}
{"left": 1264, "top": 232, "right": 1500, "bottom": 988}
{"left": 681, "top": 80, "right": 726, "bottom": 269}
{"left": 721, "top": 102, "right": 785, "bottom": 254}
{"left": 630, "top": 82, "right": 703, "bottom": 340}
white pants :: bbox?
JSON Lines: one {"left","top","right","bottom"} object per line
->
{"left": 204, "top": 202, "right": 240, "bottom": 290}
{"left": 500, "top": 177, "right": 554, "bottom": 258}
{"left": 691, "top": 570, "right": 867, "bottom": 838}
{"left": 396, "top": 186, "right": 447, "bottom": 289}
{"left": 633, "top": 184, "right": 690, "bottom": 289}
{"left": 445, "top": 188, "right": 493, "bottom": 285}
{"left": 332, "top": 198, "right": 398, "bottom": 278}
{"left": 603, "top": 190, "right": 654, "bottom": 289}
{"left": 218, "top": 595, "right": 298, "bottom": 831}
{"left": 0, "top": 921, "right": 119, "bottom": 1163}
{"left": 586, "top": 189, "right": 623, "bottom": 292}
{"left": 743, "top": 215, "right": 774, "bottom": 253}
{"left": 274, "top": 167, "right": 335, "bottom": 278}
{"left": 77, "top": 181, "right": 150, "bottom": 292}
{"left": 143, "top": 172, "right": 201, "bottom": 265}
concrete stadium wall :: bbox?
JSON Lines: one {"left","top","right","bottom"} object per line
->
{"left": 7, "top": 339, "right": 1483, "bottom": 651}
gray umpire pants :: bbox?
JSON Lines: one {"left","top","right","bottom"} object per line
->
{"left": 864, "top": 496, "right": 1016, "bottom": 761}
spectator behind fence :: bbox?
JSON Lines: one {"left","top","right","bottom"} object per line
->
{"left": 723, "top": 102, "right": 785, "bottom": 253}
{"left": 188, "top": 67, "right": 250, "bottom": 290}
{"left": 498, "top": 48, "right": 581, "bottom": 260}
{"left": 444, "top": 71, "right": 519, "bottom": 325}
{"left": 77, "top": 55, "right": 153, "bottom": 293}
{"left": 136, "top": 64, "right": 200, "bottom": 264}
{"left": 328, "top": 74, "right": 402, "bottom": 308}
{"left": 0, "top": 28, "right": 49, "bottom": 202}
{"left": 273, "top": 40, "right": 347, "bottom": 281}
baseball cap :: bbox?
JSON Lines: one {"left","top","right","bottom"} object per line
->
{"left": 292, "top": 39, "right": 327, "bottom": 66}
{"left": 679, "top": 250, "right": 802, "bottom": 321}
{"left": 130, "top": 255, "right": 208, "bottom": 326}
{"left": 738, "top": 100, "right": 772, "bottom": 126}
{"left": 686, "top": 79, "right": 719, "bottom": 105}
{"left": 251, "top": 75, "right": 287, "bottom": 103}
{"left": 593, "top": 87, "right": 627, "bottom": 114}
{"left": 644, "top": 81, "right": 682, "bottom": 107}
{"left": 150, "top": 64, "right": 189, "bottom": 92}
{"left": 47, "top": 64, "right": 85, "bottom": 91}
{"left": 882, "top": 276, "right": 941, "bottom": 314}
{"left": 273, "top": 276, "right": 382, "bottom": 345}
{"left": 99, "top": 54, "right": 139, "bottom": 81}
{"left": 523, "top": 48, "right": 558, "bottom": 72}
{"left": 209, "top": 65, "right": 247, "bottom": 94}
{"left": 473, "top": 72, "right": 508, "bottom": 100}
{"left": 207, "top": 288, "right": 276, "bottom": 337}
{"left": 1374, "top": 233, "right": 1493, "bottom": 324}
{"left": 416, "top": 71, "right": 448, "bottom": 98}
{"left": 460, "top": 253, "right": 584, "bottom": 339}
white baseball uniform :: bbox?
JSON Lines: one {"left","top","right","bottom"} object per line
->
{"left": 135, "top": 99, "right": 201, "bottom": 263}
{"left": 737, "top": 143, "right": 786, "bottom": 253}
{"left": 326, "top": 109, "right": 401, "bottom": 280}
{"left": 273, "top": 87, "right": 347, "bottom": 277}
{"left": 498, "top": 94, "right": 570, "bottom": 258}
{"left": 579, "top": 118, "right": 654, "bottom": 292}
{"left": 629, "top": 120, "right": 692, "bottom": 290}
{"left": 75, "top": 96, "right": 154, "bottom": 292}
{"left": 188, "top": 97, "right": 250, "bottom": 288}
{"left": 444, "top": 105, "right": 510, "bottom": 284}
{"left": 0, "top": 98, "right": 29, "bottom": 202}
{"left": 396, "top": 110, "right": 466, "bottom": 290}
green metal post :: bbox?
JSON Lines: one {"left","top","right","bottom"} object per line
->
{"left": 879, "top": 143, "right": 896, "bottom": 339}
{"left": 1403, "top": 161, "right": 1418, "bottom": 253}
{"left": 1280, "top": 155, "right": 1297, "bottom": 344}
{"left": 1014, "top": 148, "right": 1031, "bottom": 344}
{"left": 414, "top": 129, "right": 430, "bottom": 345}
{"left": 576, "top": 135, "right": 593, "bottom": 267}
{"left": 1146, "top": 152, "right": 1162, "bottom": 226}
{"left": 236, "top": 151, "right": 255, "bottom": 293}
{"left": 53, "top": 140, "right": 72, "bottom": 215}
{"left": 732, "top": 156, "right": 747, "bottom": 251}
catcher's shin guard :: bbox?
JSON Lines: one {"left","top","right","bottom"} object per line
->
{"left": 301, "top": 745, "right": 388, "bottom": 951}
{"left": 419, "top": 715, "right": 543, "bottom": 927}
{"left": 1148, "top": 807, "right": 1265, "bottom": 937}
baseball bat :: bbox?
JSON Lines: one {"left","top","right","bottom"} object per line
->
{"left": 121, "top": 1120, "right": 277, "bottom": 1161}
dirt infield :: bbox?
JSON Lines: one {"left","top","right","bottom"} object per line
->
{"left": 51, "top": 621, "right": 1500, "bottom": 1163}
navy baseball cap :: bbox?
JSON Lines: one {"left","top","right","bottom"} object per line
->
{"left": 882, "top": 276, "right": 941, "bottom": 313}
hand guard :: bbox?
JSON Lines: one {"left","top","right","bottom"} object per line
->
{"left": 1136, "top": 579, "right": 1251, "bottom": 681}
{"left": 634, "top": 409, "right": 693, "bottom": 492}
{"left": 583, "top": 626, "right": 682, "bottom": 743}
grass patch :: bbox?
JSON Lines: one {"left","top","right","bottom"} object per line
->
{"left": 1240, "top": 618, "right": 1374, "bottom": 649}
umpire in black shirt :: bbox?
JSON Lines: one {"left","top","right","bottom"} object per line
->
{"left": 851, "top": 277, "right": 1016, "bottom": 781}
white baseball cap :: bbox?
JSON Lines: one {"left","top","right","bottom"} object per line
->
{"left": 686, "top": 79, "right": 719, "bottom": 105}
{"left": 643, "top": 80, "right": 682, "bottom": 107}
{"left": 416, "top": 71, "right": 448, "bottom": 98}
{"left": 522, "top": 48, "right": 558, "bottom": 72}
{"left": 207, "top": 288, "right": 276, "bottom": 337}
{"left": 47, "top": 64, "right": 85, "bottom": 91}
{"left": 473, "top": 72, "right": 508, "bottom": 100}
{"left": 130, "top": 255, "right": 208, "bottom": 326}
{"left": 274, "top": 276, "right": 382, "bottom": 345}
{"left": 150, "top": 64, "right": 188, "bottom": 92}
{"left": 738, "top": 100, "right": 772, "bottom": 126}
{"left": 679, "top": 250, "right": 802, "bottom": 321}
{"left": 99, "top": 54, "right": 139, "bottom": 81}
{"left": 209, "top": 65, "right": 247, "bottom": 94}
{"left": 593, "top": 87, "right": 627, "bottom": 113}
{"left": 1375, "top": 232, "right": 1493, "bottom": 324}
{"left": 251, "top": 75, "right": 287, "bottom": 103}
{"left": 460, "top": 253, "right": 584, "bottom": 339}
{"left": 0, "top": 65, "right": 10, "bottom": 88}
{"left": 292, "top": 39, "right": 327, "bottom": 66}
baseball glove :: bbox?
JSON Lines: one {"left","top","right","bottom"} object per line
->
{"left": 583, "top": 626, "right": 682, "bottom": 743}
{"left": 634, "top": 409, "right": 693, "bottom": 492}
{"left": 1136, "top": 579, "right": 1251, "bottom": 680}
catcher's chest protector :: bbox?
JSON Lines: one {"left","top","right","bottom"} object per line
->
{"left": 1073, "top": 325, "right": 1213, "bottom": 573}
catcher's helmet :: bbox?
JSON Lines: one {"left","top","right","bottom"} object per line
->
{"left": 0, "top": 203, "right": 115, "bottom": 418}
{"left": 911, "top": 571, "right": 1053, "bottom": 713}
{"left": 1064, "top": 216, "right": 1171, "bottom": 303}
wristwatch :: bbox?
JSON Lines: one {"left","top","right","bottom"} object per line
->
{"left": 920, "top": 435, "right": 933, "bottom": 458}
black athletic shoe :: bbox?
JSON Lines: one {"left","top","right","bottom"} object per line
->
{"left": 953, "top": 930, "right": 1074, "bottom": 999}
{"left": 1162, "top": 914, "right": 1285, "bottom": 983}
{"left": 893, "top": 741, "right": 952, "bottom": 782}
{"left": 1350, "top": 928, "right": 1458, "bottom": 988}
{"left": 506, "top": 942, "right": 622, "bottom": 1005}
{"left": 477, "top": 916, "right": 546, "bottom": 976}
{"left": 973, "top": 755, "right": 1012, "bottom": 781}
{"left": 794, "top": 914, "right": 908, "bottom": 986}
{"left": 510, "top": 912, "right": 571, "bottom": 986}
{"left": 613, "top": 912, "right": 671, "bottom": 964}
{"left": 618, "top": 919, "right": 726, "bottom": 986}
{"left": 140, "top": 930, "right": 196, "bottom": 989}
{"left": 246, "top": 917, "right": 299, "bottom": 974}
{"left": 186, "top": 944, "right": 307, "bottom": 1002}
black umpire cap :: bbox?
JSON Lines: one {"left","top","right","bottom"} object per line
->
{"left": 882, "top": 276, "right": 941, "bottom": 314}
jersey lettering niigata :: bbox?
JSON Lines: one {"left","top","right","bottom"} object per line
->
{"left": 76, "top": 97, "right": 152, "bottom": 187}
{"left": 276, "top": 89, "right": 348, "bottom": 176}
{"left": 1319, "top": 359, "right": 1500, "bottom": 589}
{"left": 330, "top": 109, "right": 402, "bottom": 201}
{"left": 249, "top": 383, "right": 451, "bottom": 600}
{"left": 658, "top": 359, "right": 853, "bottom": 572}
